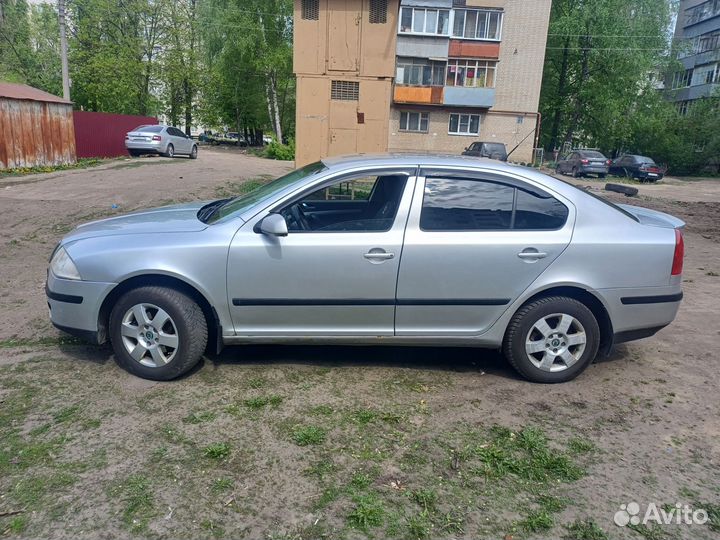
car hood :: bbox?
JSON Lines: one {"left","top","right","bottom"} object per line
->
{"left": 62, "top": 202, "right": 209, "bottom": 243}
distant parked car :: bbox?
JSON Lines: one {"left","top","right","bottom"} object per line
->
{"left": 609, "top": 155, "right": 664, "bottom": 182}
{"left": 125, "top": 125, "right": 198, "bottom": 159}
{"left": 462, "top": 141, "right": 508, "bottom": 161}
{"left": 555, "top": 150, "right": 610, "bottom": 178}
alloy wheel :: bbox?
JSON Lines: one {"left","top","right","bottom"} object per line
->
{"left": 524, "top": 313, "right": 587, "bottom": 372}
{"left": 120, "top": 303, "right": 179, "bottom": 368}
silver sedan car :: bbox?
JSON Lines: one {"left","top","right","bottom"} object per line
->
{"left": 46, "top": 155, "right": 684, "bottom": 383}
{"left": 125, "top": 125, "right": 198, "bottom": 159}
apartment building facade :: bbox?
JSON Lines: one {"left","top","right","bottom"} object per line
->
{"left": 293, "top": 0, "right": 551, "bottom": 166}
{"left": 669, "top": 0, "right": 720, "bottom": 113}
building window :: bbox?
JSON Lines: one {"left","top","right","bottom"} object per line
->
{"left": 452, "top": 9, "right": 503, "bottom": 41}
{"left": 677, "top": 100, "right": 691, "bottom": 116}
{"left": 301, "top": 0, "right": 319, "bottom": 21}
{"left": 672, "top": 68, "right": 693, "bottom": 89}
{"left": 692, "top": 63, "right": 720, "bottom": 86}
{"left": 369, "top": 0, "right": 388, "bottom": 24}
{"left": 686, "top": 0, "right": 720, "bottom": 26}
{"left": 446, "top": 59, "right": 497, "bottom": 88}
{"left": 697, "top": 31, "right": 720, "bottom": 53}
{"left": 448, "top": 113, "right": 481, "bottom": 135}
{"left": 399, "top": 111, "right": 430, "bottom": 132}
{"left": 396, "top": 57, "right": 446, "bottom": 86}
{"left": 331, "top": 80, "right": 359, "bottom": 101}
{"left": 399, "top": 7, "right": 450, "bottom": 36}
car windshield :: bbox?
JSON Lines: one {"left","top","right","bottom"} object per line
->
{"left": 206, "top": 161, "right": 327, "bottom": 224}
{"left": 134, "top": 125, "right": 163, "bottom": 133}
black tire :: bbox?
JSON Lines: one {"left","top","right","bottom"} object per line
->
{"left": 190, "top": 145, "right": 198, "bottom": 159}
{"left": 572, "top": 167, "right": 580, "bottom": 178}
{"left": 605, "top": 183, "right": 639, "bottom": 197}
{"left": 598, "top": 173, "right": 606, "bottom": 179}
{"left": 164, "top": 144, "right": 175, "bottom": 158}
{"left": 128, "top": 150, "right": 139, "bottom": 157}
{"left": 109, "top": 286, "right": 208, "bottom": 381}
{"left": 502, "top": 296, "right": 600, "bottom": 383}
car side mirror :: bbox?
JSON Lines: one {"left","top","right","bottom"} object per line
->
{"left": 257, "top": 213, "right": 288, "bottom": 237}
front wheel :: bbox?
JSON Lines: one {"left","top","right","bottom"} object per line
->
{"left": 503, "top": 296, "right": 600, "bottom": 383}
{"left": 109, "top": 286, "right": 208, "bottom": 380}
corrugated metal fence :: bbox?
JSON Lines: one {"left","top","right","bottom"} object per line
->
{"left": 0, "top": 98, "right": 76, "bottom": 169}
{"left": 74, "top": 111, "right": 158, "bottom": 158}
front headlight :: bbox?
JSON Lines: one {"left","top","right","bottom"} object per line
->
{"left": 50, "top": 246, "right": 81, "bottom": 280}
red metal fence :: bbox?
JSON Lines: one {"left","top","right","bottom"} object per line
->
{"left": 73, "top": 111, "right": 158, "bottom": 158}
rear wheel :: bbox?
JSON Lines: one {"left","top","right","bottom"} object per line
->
{"left": 109, "top": 286, "right": 207, "bottom": 380}
{"left": 598, "top": 173, "right": 606, "bottom": 179}
{"left": 572, "top": 167, "right": 581, "bottom": 178}
{"left": 503, "top": 296, "right": 600, "bottom": 383}
{"left": 128, "top": 150, "right": 140, "bottom": 157}
{"left": 190, "top": 145, "right": 198, "bottom": 159}
{"left": 164, "top": 144, "right": 175, "bottom": 158}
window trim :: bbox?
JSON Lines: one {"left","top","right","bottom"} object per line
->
{"left": 396, "top": 57, "right": 447, "bottom": 87}
{"left": 268, "top": 168, "right": 416, "bottom": 234}
{"left": 446, "top": 58, "right": 497, "bottom": 88}
{"left": 417, "top": 174, "right": 570, "bottom": 233}
{"left": 448, "top": 113, "right": 482, "bottom": 136}
{"left": 399, "top": 111, "right": 430, "bottom": 133}
{"left": 398, "top": 6, "right": 451, "bottom": 36}
{"left": 451, "top": 8, "right": 504, "bottom": 42}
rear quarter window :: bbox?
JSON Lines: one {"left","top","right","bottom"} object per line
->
{"left": 514, "top": 189, "right": 569, "bottom": 230}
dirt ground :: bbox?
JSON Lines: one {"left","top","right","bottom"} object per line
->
{"left": 0, "top": 151, "right": 718, "bottom": 540}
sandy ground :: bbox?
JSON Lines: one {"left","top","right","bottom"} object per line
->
{"left": 0, "top": 153, "right": 718, "bottom": 540}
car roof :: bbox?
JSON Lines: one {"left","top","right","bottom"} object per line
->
{"left": 319, "top": 153, "right": 576, "bottom": 196}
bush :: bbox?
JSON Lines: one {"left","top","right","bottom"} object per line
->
{"left": 265, "top": 138, "right": 295, "bottom": 161}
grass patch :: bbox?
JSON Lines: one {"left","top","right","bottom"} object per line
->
{"left": 0, "top": 158, "right": 105, "bottom": 178}
{"left": 292, "top": 425, "right": 326, "bottom": 446}
{"left": 564, "top": 519, "right": 609, "bottom": 540}
{"left": 0, "top": 336, "right": 84, "bottom": 349}
{"left": 182, "top": 411, "right": 217, "bottom": 424}
{"left": 568, "top": 436, "right": 596, "bottom": 454}
{"left": 347, "top": 493, "right": 385, "bottom": 530}
{"left": 517, "top": 509, "right": 554, "bottom": 533}
{"left": 110, "top": 474, "right": 155, "bottom": 533}
{"left": 211, "top": 478, "right": 234, "bottom": 493}
{"left": 203, "top": 442, "right": 231, "bottom": 460}
{"left": 243, "top": 395, "right": 283, "bottom": 410}
{"left": 309, "top": 404, "right": 335, "bottom": 416}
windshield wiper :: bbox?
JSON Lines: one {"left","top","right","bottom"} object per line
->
{"left": 197, "top": 198, "right": 232, "bottom": 223}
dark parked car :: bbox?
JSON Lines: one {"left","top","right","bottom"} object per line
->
{"left": 462, "top": 141, "right": 508, "bottom": 161}
{"left": 609, "top": 155, "right": 664, "bottom": 182}
{"left": 555, "top": 150, "right": 610, "bottom": 178}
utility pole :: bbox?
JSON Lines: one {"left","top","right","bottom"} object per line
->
{"left": 58, "top": 0, "right": 71, "bottom": 101}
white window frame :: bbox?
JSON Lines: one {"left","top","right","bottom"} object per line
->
{"left": 446, "top": 59, "right": 497, "bottom": 88}
{"left": 448, "top": 113, "right": 481, "bottom": 136}
{"left": 399, "top": 111, "right": 430, "bottom": 133}
{"left": 398, "top": 7, "right": 450, "bottom": 36}
{"left": 451, "top": 9, "right": 503, "bottom": 41}
{"left": 396, "top": 57, "right": 446, "bottom": 87}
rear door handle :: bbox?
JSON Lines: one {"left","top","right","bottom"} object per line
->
{"left": 518, "top": 250, "right": 547, "bottom": 260}
{"left": 364, "top": 248, "right": 395, "bottom": 262}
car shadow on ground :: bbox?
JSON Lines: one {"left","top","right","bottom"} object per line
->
{"left": 208, "top": 345, "right": 519, "bottom": 379}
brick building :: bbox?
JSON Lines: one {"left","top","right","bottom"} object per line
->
{"left": 293, "top": 0, "right": 552, "bottom": 166}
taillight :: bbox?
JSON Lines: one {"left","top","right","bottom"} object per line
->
{"left": 606, "top": 160, "right": 612, "bottom": 165}
{"left": 125, "top": 135, "right": 129, "bottom": 140}
{"left": 671, "top": 229, "right": 684, "bottom": 276}
{"left": 152, "top": 135, "right": 162, "bottom": 141}
{"left": 580, "top": 159, "right": 589, "bottom": 164}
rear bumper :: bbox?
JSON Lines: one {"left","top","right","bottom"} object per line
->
{"left": 46, "top": 272, "right": 116, "bottom": 344}
{"left": 125, "top": 140, "right": 165, "bottom": 153}
{"left": 600, "top": 286, "right": 682, "bottom": 337}
{"left": 579, "top": 165, "right": 608, "bottom": 174}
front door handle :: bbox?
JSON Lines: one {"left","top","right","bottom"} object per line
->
{"left": 364, "top": 249, "right": 395, "bottom": 262}
{"left": 518, "top": 249, "right": 547, "bottom": 260}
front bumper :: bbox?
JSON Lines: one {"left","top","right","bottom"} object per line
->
{"left": 46, "top": 272, "right": 116, "bottom": 344}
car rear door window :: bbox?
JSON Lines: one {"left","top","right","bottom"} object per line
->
{"left": 420, "top": 177, "right": 569, "bottom": 231}
{"left": 421, "top": 178, "right": 514, "bottom": 231}
{"left": 514, "top": 189, "right": 569, "bottom": 230}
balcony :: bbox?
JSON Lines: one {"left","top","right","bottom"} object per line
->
{"left": 448, "top": 40, "right": 500, "bottom": 59}
{"left": 443, "top": 86, "right": 495, "bottom": 108}
{"left": 393, "top": 85, "right": 444, "bottom": 105}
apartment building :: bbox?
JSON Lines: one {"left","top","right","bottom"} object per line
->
{"left": 669, "top": 0, "right": 720, "bottom": 114}
{"left": 293, "top": 0, "right": 551, "bottom": 166}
